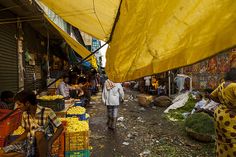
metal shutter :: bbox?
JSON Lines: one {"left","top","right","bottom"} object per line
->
{"left": 24, "top": 61, "right": 43, "bottom": 91}
{"left": 23, "top": 23, "right": 45, "bottom": 92}
{"left": 0, "top": 23, "right": 18, "bottom": 94}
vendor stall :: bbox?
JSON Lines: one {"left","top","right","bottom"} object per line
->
{"left": 0, "top": 94, "right": 91, "bottom": 157}
{"left": 183, "top": 49, "right": 236, "bottom": 90}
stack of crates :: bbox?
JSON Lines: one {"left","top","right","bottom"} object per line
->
{"left": 51, "top": 131, "right": 65, "bottom": 157}
{"left": 66, "top": 106, "right": 86, "bottom": 121}
{"left": 64, "top": 106, "right": 91, "bottom": 157}
{"left": 64, "top": 131, "right": 90, "bottom": 157}
{"left": 0, "top": 109, "right": 22, "bottom": 147}
{"left": 38, "top": 99, "right": 65, "bottom": 112}
{"left": 49, "top": 120, "right": 67, "bottom": 157}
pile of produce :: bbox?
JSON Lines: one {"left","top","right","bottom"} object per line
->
{"left": 67, "top": 106, "right": 86, "bottom": 115}
{"left": 38, "top": 95, "right": 64, "bottom": 100}
{"left": 185, "top": 112, "right": 215, "bottom": 135}
{"left": 166, "top": 94, "right": 195, "bottom": 121}
{"left": 60, "top": 118, "right": 89, "bottom": 132}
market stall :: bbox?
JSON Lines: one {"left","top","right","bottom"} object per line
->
{"left": 0, "top": 94, "right": 91, "bottom": 157}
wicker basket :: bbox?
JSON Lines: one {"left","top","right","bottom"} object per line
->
{"left": 185, "top": 127, "right": 215, "bottom": 142}
{"left": 38, "top": 99, "right": 65, "bottom": 112}
{"left": 154, "top": 96, "right": 172, "bottom": 107}
{"left": 137, "top": 94, "right": 153, "bottom": 107}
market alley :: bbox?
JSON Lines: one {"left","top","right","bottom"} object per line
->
{"left": 88, "top": 89, "right": 215, "bottom": 157}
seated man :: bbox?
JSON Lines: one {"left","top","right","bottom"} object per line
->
{"left": 0, "top": 90, "right": 64, "bottom": 157}
{"left": 57, "top": 75, "right": 84, "bottom": 99}
{"left": 191, "top": 93, "right": 207, "bottom": 114}
{"left": 0, "top": 91, "right": 14, "bottom": 110}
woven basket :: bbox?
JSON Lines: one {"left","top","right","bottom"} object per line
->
{"left": 185, "top": 127, "right": 215, "bottom": 142}
{"left": 38, "top": 99, "right": 65, "bottom": 112}
{"left": 154, "top": 96, "right": 172, "bottom": 107}
{"left": 137, "top": 94, "right": 153, "bottom": 107}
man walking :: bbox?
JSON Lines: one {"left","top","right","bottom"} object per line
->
{"left": 102, "top": 79, "right": 124, "bottom": 130}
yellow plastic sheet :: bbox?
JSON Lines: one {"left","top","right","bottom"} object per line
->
{"left": 45, "top": 15, "right": 98, "bottom": 69}
{"left": 40, "top": 0, "right": 121, "bottom": 41}
{"left": 106, "top": 0, "right": 236, "bottom": 82}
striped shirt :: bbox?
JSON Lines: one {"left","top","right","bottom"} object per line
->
{"left": 21, "top": 105, "right": 62, "bottom": 140}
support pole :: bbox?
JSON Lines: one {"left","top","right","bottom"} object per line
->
{"left": 168, "top": 71, "right": 171, "bottom": 97}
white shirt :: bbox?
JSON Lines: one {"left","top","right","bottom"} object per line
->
{"left": 56, "top": 81, "right": 70, "bottom": 98}
{"left": 203, "top": 100, "right": 219, "bottom": 111}
{"left": 191, "top": 99, "right": 207, "bottom": 114}
{"left": 102, "top": 81, "right": 124, "bottom": 106}
{"left": 144, "top": 76, "right": 151, "bottom": 86}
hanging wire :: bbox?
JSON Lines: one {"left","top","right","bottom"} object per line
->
{"left": 0, "top": 9, "right": 97, "bottom": 25}
{"left": 0, "top": 8, "right": 95, "bottom": 21}
{"left": 0, "top": 15, "right": 41, "bottom": 21}
{"left": 0, "top": 2, "right": 29, "bottom": 12}
{"left": 0, "top": 18, "right": 41, "bottom": 25}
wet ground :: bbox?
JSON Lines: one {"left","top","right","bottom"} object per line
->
{"left": 87, "top": 89, "right": 215, "bottom": 157}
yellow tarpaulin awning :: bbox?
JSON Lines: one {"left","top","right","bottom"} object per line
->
{"left": 45, "top": 15, "right": 98, "bottom": 69}
{"left": 106, "top": 0, "right": 236, "bottom": 82}
{"left": 41, "top": 0, "right": 236, "bottom": 82}
{"left": 40, "top": 0, "right": 121, "bottom": 41}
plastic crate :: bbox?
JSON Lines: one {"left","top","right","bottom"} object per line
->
{"left": 0, "top": 109, "right": 22, "bottom": 138}
{"left": 66, "top": 113, "right": 86, "bottom": 121}
{"left": 65, "top": 131, "right": 89, "bottom": 151}
{"left": 0, "top": 137, "right": 7, "bottom": 147}
{"left": 65, "top": 150, "right": 90, "bottom": 157}
{"left": 51, "top": 132, "right": 65, "bottom": 157}
{"left": 38, "top": 99, "right": 65, "bottom": 112}
{"left": 74, "top": 101, "right": 83, "bottom": 106}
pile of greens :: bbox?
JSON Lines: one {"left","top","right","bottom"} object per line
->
{"left": 167, "top": 94, "right": 195, "bottom": 121}
{"left": 185, "top": 112, "right": 215, "bottom": 135}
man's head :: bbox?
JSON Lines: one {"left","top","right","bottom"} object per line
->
{"left": 14, "top": 90, "right": 37, "bottom": 111}
{"left": 225, "top": 68, "right": 236, "bottom": 81}
{"left": 204, "top": 88, "right": 213, "bottom": 99}
{"left": 1, "top": 91, "right": 14, "bottom": 104}
{"left": 63, "top": 75, "right": 70, "bottom": 84}
{"left": 195, "top": 93, "right": 203, "bottom": 102}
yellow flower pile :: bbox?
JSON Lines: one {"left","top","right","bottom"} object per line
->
{"left": 67, "top": 106, "right": 86, "bottom": 115}
{"left": 38, "top": 95, "right": 64, "bottom": 101}
{"left": 12, "top": 126, "right": 25, "bottom": 135}
{"left": 60, "top": 118, "right": 89, "bottom": 132}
